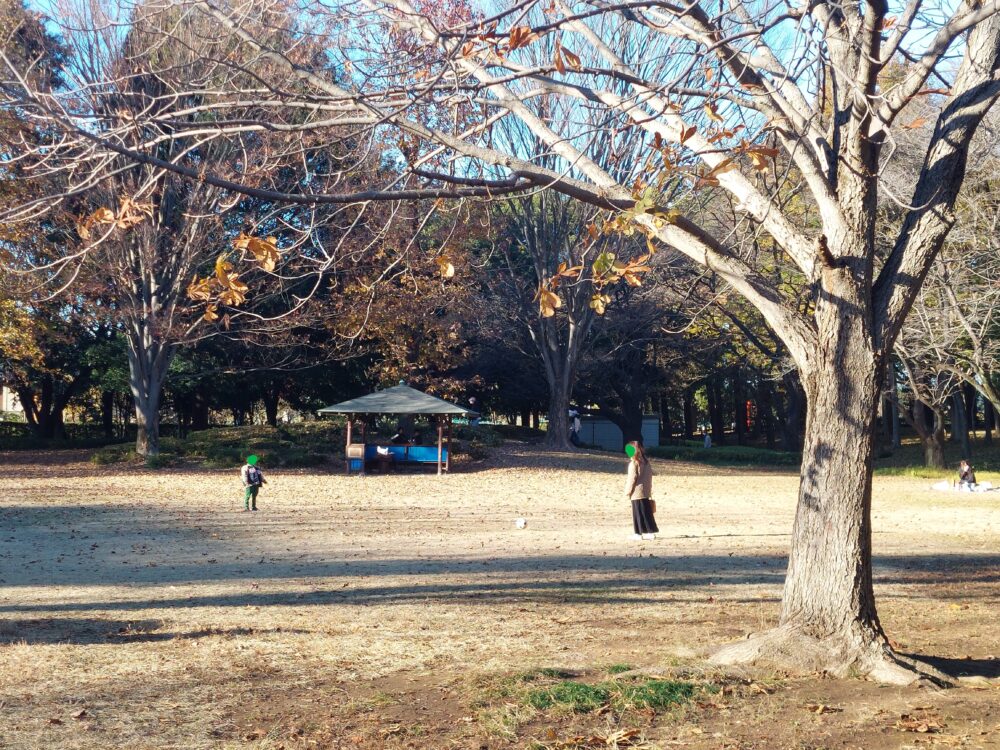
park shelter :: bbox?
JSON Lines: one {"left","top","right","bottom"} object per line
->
{"left": 317, "top": 384, "right": 478, "bottom": 475}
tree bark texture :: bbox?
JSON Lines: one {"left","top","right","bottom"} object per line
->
{"left": 127, "top": 330, "right": 174, "bottom": 457}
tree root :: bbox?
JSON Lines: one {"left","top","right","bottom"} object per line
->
{"left": 708, "top": 625, "right": 954, "bottom": 687}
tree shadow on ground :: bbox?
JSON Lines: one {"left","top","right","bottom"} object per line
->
{"left": 904, "top": 654, "right": 1000, "bottom": 680}
{"left": 0, "top": 616, "right": 310, "bottom": 645}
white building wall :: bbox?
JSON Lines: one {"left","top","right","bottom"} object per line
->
{"left": 1, "top": 386, "right": 23, "bottom": 413}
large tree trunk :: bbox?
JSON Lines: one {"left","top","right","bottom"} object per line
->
{"left": 708, "top": 377, "right": 726, "bottom": 445}
{"left": 101, "top": 390, "right": 115, "bottom": 438}
{"left": 659, "top": 395, "right": 670, "bottom": 445}
{"left": 733, "top": 370, "right": 747, "bottom": 445}
{"left": 953, "top": 391, "right": 971, "bottom": 459}
{"left": 544, "top": 382, "right": 573, "bottom": 450}
{"left": 19, "top": 376, "right": 73, "bottom": 440}
{"left": 910, "top": 400, "right": 946, "bottom": 469}
{"left": 127, "top": 336, "right": 174, "bottom": 457}
{"left": 683, "top": 389, "right": 696, "bottom": 439}
{"left": 263, "top": 385, "right": 281, "bottom": 427}
{"left": 615, "top": 396, "right": 644, "bottom": 446}
{"left": 757, "top": 380, "right": 776, "bottom": 449}
{"left": 777, "top": 373, "right": 804, "bottom": 451}
{"left": 714, "top": 273, "right": 944, "bottom": 686}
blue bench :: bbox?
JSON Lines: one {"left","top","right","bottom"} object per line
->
{"left": 348, "top": 444, "right": 448, "bottom": 472}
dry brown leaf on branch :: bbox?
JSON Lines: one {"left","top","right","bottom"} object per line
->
{"left": 187, "top": 276, "right": 215, "bottom": 302}
{"left": 679, "top": 125, "right": 697, "bottom": 144}
{"left": 234, "top": 233, "right": 280, "bottom": 272}
{"left": 563, "top": 48, "right": 582, "bottom": 71}
{"left": 703, "top": 103, "right": 724, "bottom": 123}
{"left": 903, "top": 117, "right": 928, "bottom": 130}
{"left": 537, "top": 287, "right": 562, "bottom": 317}
{"left": 508, "top": 25, "right": 540, "bottom": 50}
{"left": 435, "top": 255, "right": 456, "bottom": 278}
{"left": 115, "top": 198, "right": 154, "bottom": 229}
{"left": 747, "top": 146, "right": 779, "bottom": 172}
{"left": 589, "top": 292, "right": 611, "bottom": 314}
{"left": 553, "top": 40, "right": 566, "bottom": 74}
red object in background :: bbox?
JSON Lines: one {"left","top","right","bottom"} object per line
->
{"left": 746, "top": 400, "right": 755, "bottom": 431}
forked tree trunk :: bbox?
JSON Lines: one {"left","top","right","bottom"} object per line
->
{"left": 127, "top": 336, "right": 174, "bottom": 457}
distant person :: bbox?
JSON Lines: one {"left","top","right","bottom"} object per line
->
{"left": 391, "top": 415, "right": 415, "bottom": 444}
{"left": 958, "top": 459, "right": 977, "bottom": 491}
{"left": 624, "top": 439, "right": 658, "bottom": 540}
{"left": 703, "top": 430, "right": 712, "bottom": 449}
{"left": 240, "top": 455, "right": 267, "bottom": 512}
{"left": 569, "top": 409, "right": 582, "bottom": 446}
{"left": 469, "top": 396, "right": 481, "bottom": 426}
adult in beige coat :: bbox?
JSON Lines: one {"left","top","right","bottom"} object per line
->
{"left": 624, "top": 440, "right": 657, "bottom": 540}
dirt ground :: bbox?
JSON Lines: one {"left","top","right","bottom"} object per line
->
{"left": 1, "top": 445, "right": 999, "bottom": 750}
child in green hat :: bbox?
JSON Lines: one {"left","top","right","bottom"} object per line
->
{"left": 240, "top": 455, "right": 267, "bottom": 511}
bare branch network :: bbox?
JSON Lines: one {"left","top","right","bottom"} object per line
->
{"left": 6, "top": 0, "right": 1000, "bottom": 682}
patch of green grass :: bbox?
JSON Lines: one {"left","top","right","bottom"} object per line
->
{"left": 614, "top": 679, "right": 697, "bottom": 710}
{"left": 872, "top": 465, "right": 952, "bottom": 478}
{"left": 526, "top": 681, "right": 610, "bottom": 712}
{"left": 648, "top": 444, "right": 800, "bottom": 467}
{"left": 525, "top": 677, "right": 697, "bottom": 714}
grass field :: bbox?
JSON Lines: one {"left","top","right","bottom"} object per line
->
{"left": 2, "top": 444, "right": 999, "bottom": 749}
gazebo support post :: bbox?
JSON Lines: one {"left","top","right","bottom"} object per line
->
{"left": 446, "top": 417, "right": 452, "bottom": 473}
{"left": 437, "top": 417, "right": 444, "bottom": 476}
{"left": 345, "top": 415, "right": 352, "bottom": 475}
{"left": 360, "top": 419, "right": 367, "bottom": 476}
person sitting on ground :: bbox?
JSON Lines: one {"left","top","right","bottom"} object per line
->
{"left": 958, "top": 459, "right": 977, "bottom": 491}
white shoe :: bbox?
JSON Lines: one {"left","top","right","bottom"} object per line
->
{"left": 631, "top": 533, "right": 642, "bottom": 541}
{"left": 642, "top": 533, "right": 656, "bottom": 540}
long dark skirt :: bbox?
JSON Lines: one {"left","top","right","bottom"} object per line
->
{"left": 631, "top": 498, "right": 658, "bottom": 534}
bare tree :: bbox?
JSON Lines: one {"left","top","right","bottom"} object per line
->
{"left": 6, "top": 0, "right": 1000, "bottom": 683}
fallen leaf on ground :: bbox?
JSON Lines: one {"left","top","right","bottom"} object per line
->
{"left": 804, "top": 703, "right": 843, "bottom": 714}
{"left": 896, "top": 714, "right": 944, "bottom": 733}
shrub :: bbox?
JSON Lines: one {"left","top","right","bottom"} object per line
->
{"left": 144, "top": 453, "right": 177, "bottom": 469}
{"left": 491, "top": 424, "right": 544, "bottom": 442}
{"left": 91, "top": 445, "right": 135, "bottom": 465}
{"left": 279, "top": 449, "right": 328, "bottom": 468}
{"left": 465, "top": 439, "right": 491, "bottom": 460}
{"left": 454, "top": 424, "right": 503, "bottom": 446}
{"left": 647, "top": 444, "right": 800, "bottom": 466}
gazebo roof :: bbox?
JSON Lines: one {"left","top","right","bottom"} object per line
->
{"left": 317, "top": 384, "right": 477, "bottom": 416}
